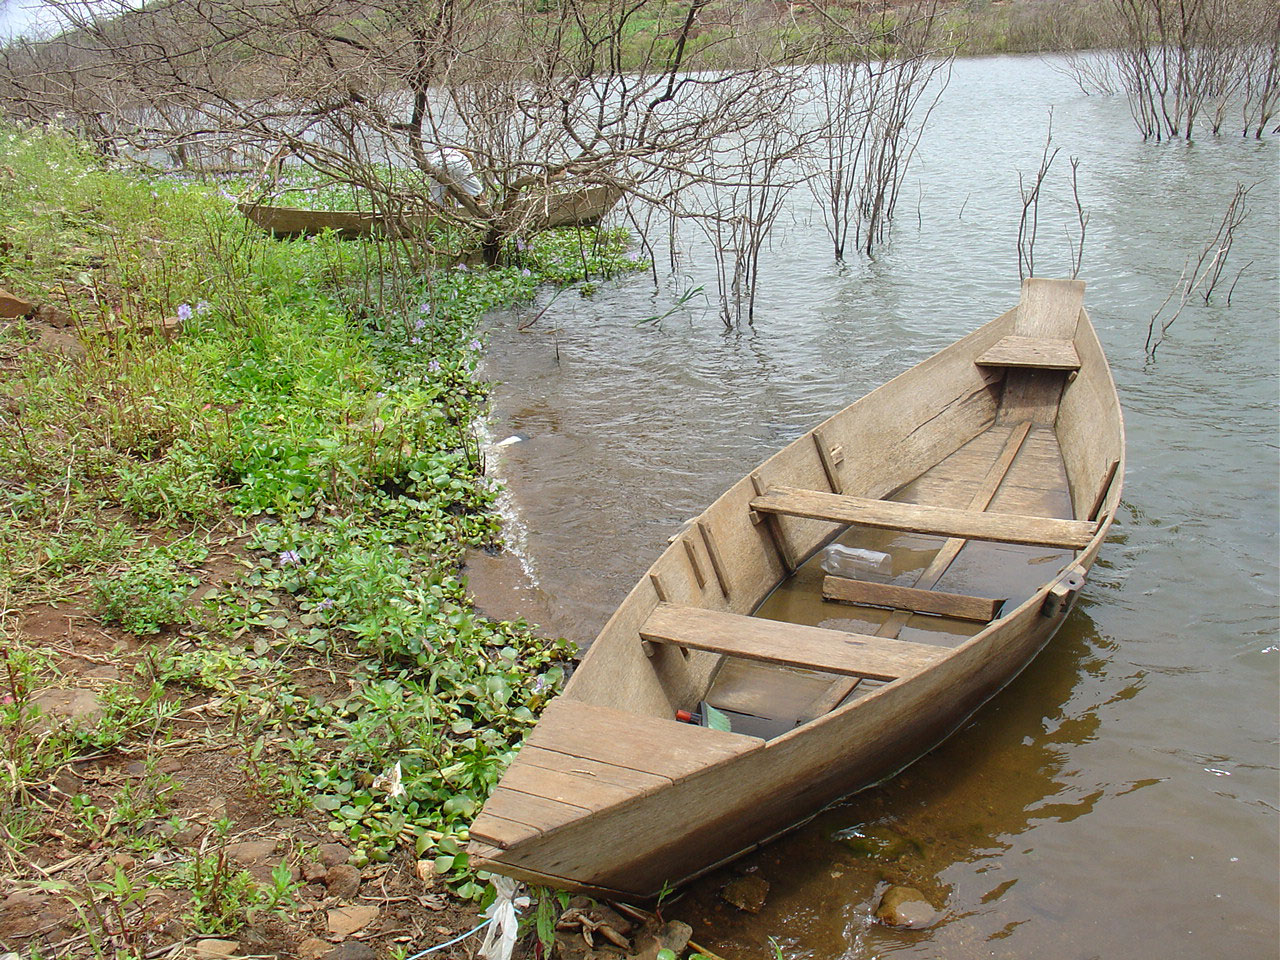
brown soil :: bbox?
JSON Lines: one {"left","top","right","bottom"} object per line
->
{"left": 0, "top": 562, "right": 493, "bottom": 960}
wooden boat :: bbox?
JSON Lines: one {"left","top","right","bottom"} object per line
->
{"left": 512, "top": 183, "right": 622, "bottom": 229}
{"left": 238, "top": 183, "right": 621, "bottom": 239}
{"left": 467, "top": 278, "right": 1124, "bottom": 900}
{"left": 236, "top": 203, "right": 419, "bottom": 240}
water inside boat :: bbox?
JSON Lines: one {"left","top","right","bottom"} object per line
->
{"left": 711, "top": 422, "right": 1075, "bottom": 739}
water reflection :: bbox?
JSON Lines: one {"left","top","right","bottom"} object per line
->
{"left": 668, "top": 610, "right": 1122, "bottom": 958}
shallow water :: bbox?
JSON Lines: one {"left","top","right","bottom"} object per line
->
{"left": 475, "top": 54, "right": 1279, "bottom": 960}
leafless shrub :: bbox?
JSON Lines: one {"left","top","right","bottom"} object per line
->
{"left": 1144, "top": 181, "right": 1254, "bottom": 358}
{"left": 0, "top": 0, "right": 805, "bottom": 258}
{"left": 1016, "top": 115, "right": 1088, "bottom": 281}
{"left": 1108, "top": 0, "right": 1279, "bottom": 140}
{"left": 806, "top": 0, "right": 955, "bottom": 259}
{"left": 699, "top": 100, "right": 811, "bottom": 327}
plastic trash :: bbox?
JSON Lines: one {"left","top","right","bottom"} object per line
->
{"left": 820, "top": 543, "right": 892, "bottom": 577}
{"left": 479, "top": 876, "right": 529, "bottom": 960}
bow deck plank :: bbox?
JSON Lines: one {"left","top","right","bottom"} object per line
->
{"left": 523, "top": 698, "right": 762, "bottom": 781}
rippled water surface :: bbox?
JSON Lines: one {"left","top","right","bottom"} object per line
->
{"left": 474, "top": 55, "right": 1278, "bottom": 960}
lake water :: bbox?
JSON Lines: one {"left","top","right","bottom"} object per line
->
{"left": 473, "top": 54, "right": 1279, "bottom": 959}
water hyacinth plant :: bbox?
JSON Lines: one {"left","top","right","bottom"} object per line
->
{"left": 0, "top": 122, "right": 642, "bottom": 950}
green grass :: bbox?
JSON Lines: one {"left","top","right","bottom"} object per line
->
{"left": 0, "top": 122, "right": 642, "bottom": 947}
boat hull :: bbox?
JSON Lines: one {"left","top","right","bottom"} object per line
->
{"left": 468, "top": 279, "right": 1124, "bottom": 900}
{"left": 238, "top": 185, "right": 621, "bottom": 240}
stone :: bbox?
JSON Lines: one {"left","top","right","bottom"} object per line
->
{"left": 189, "top": 939, "right": 242, "bottom": 959}
{"left": 31, "top": 688, "right": 102, "bottom": 730}
{"left": 0, "top": 890, "right": 60, "bottom": 937}
{"left": 225, "top": 839, "right": 280, "bottom": 881}
{"left": 297, "top": 939, "right": 331, "bottom": 960}
{"left": 719, "top": 874, "right": 770, "bottom": 914}
{"left": 318, "top": 842, "right": 351, "bottom": 867}
{"left": 324, "top": 863, "right": 362, "bottom": 899}
{"left": 874, "top": 886, "right": 940, "bottom": 929}
{"left": 0, "top": 287, "right": 34, "bottom": 319}
{"left": 52, "top": 766, "right": 84, "bottom": 797}
{"left": 628, "top": 921, "right": 693, "bottom": 960}
{"left": 225, "top": 840, "right": 277, "bottom": 865}
{"left": 323, "top": 944, "right": 377, "bottom": 960}
{"left": 326, "top": 905, "right": 379, "bottom": 939}
{"left": 302, "top": 860, "right": 328, "bottom": 882}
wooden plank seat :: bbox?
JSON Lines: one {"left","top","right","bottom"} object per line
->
{"left": 822, "top": 575, "right": 1005, "bottom": 622}
{"left": 976, "top": 335, "right": 1081, "bottom": 370}
{"left": 640, "top": 603, "right": 948, "bottom": 682}
{"left": 749, "top": 485, "right": 1096, "bottom": 549}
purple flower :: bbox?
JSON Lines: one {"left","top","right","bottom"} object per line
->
{"left": 316, "top": 598, "right": 336, "bottom": 610}
{"left": 453, "top": 263, "right": 468, "bottom": 272}
{"left": 428, "top": 359, "right": 441, "bottom": 373}
{"left": 176, "top": 303, "right": 193, "bottom": 321}
{"left": 515, "top": 237, "right": 527, "bottom": 252}
{"left": 419, "top": 302, "right": 430, "bottom": 313}
{"left": 376, "top": 391, "right": 386, "bottom": 399}
{"left": 521, "top": 268, "right": 532, "bottom": 277}
{"left": 196, "top": 300, "right": 210, "bottom": 315}
{"left": 278, "top": 550, "right": 302, "bottom": 566}
{"left": 415, "top": 318, "right": 426, "bottom": 330}
{"left": 410, "top": 337, "right": 422, "bottom": 346}
{"left": 468, "top": 339, "right": 482, "bottom": 351}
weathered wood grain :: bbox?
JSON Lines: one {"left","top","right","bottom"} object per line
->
{"left": 525, "top": 698, "right": 762, "bottom": 781}
{"left": 518, "top": 746, "right": 671, "bottom": 793}
{"left": 804, "top": 420, "right": 1033, "bottom": 717}
{"left": 751, "top": 486, "right": 1096, "bottom": 548}
{"left": 1016, "top": 277, "right": 1084, "bottom": 339}
{"left": 469, "top": 282, "right": 1124, "bottom": 900}
{"left": 822, "top": 576, "right": 1004, "bottom": 621}
{"left": 976, "top": 335, "right": 1080, "bottom": 370}
{"left": 640, "top": 603, "right": 948, "bottom": 681}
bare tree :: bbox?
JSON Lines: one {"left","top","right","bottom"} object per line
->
{"left": 1016, "top": 114, "right": 1088, "bottom": 281}
{"left": 0, "top": 0, "right": 803, "bottom": 259}
{"left": 1108, "top": 0, "right": 1279, "bottom": 140}
{"left": 806, "top": 0, "right": 954, "bottom": 260}
{"left": 698, "top": 97, "right": 811, "bottom": 327}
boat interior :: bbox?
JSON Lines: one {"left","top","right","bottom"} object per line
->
{"left": 469, "top": 279, "right": 1122, "bottom": 888}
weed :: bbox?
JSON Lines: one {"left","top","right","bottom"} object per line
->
{"left": 91, "top": 541, "right": 205, "bottom": 635}
{"left": 0, "top": 123, "right": 632, "bottom": 934}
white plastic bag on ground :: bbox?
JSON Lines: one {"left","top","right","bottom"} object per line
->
{"left": 479, "top": 876, "right": 529, "bottom": 960}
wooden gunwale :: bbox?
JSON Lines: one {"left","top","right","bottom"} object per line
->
{"left": 469, "top": 280, "right": 1124, "bottom": 900}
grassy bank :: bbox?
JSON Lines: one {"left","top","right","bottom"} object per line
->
{"left": 0, "top": 125, "right": 637, "bottom": 957}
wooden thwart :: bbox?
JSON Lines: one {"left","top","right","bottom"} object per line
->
{"left": 822, "top": 576, "right": 1004, "bottom": 622}
{"left": 750, "top": 486, "right": 1095, "bottom": 549}
{"left": 640, "top": 603, "right": 947, "bottom": 682}
{"left": 802, "top": 421, "right": 1034, "bottom": 719}
{"left": 976, "top": 335, "right": 1080, "bottom": 370}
